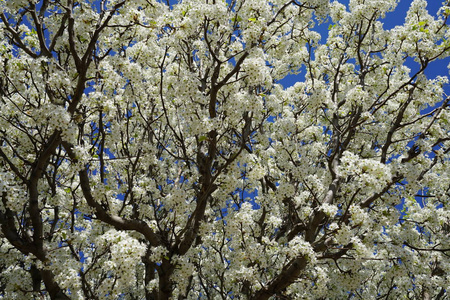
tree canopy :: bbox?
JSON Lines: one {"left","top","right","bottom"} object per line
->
{"left": 1, "top": 0, "right": 450, "bottom": 299}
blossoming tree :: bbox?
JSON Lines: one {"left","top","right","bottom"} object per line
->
{"left": 0, "top": 0, "right": 449, "bottom": 298}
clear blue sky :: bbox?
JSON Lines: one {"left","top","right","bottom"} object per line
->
{"left": 385, "top": 0, "right": 448, "bottom": 80}
{"left": 281, "top": 0, "right": 450, "bottom": 88}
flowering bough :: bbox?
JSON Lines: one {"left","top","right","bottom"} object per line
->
{"left": 0, "top": 0, "right": 449, "bottom": 299}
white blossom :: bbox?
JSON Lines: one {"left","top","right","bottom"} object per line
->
{"left": 0, "top": 0, "right": 449, "bottom": 299}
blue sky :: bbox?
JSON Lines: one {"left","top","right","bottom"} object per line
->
{"left": 385, "top": 0, "right": 449, "bottom": 79}
{"left": 281, "top": 0, "right": 450, "bottom": 88}
{"left": 275, "top": 0, "right": 449, "bottom": 210}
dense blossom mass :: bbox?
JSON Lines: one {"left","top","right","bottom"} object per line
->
{"left": 0, "top": 0, "right": 450, "bottom": 299}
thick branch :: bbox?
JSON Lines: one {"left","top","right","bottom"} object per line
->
{"left": 61, "top": 141, "right": 162, "bottom": 247}
{"left": 251, "top": 257, "right": 308, "bottom": 300}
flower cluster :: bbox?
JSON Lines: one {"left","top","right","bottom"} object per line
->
{"left": 0, "top": 0, "right": 449, "bottom": 299}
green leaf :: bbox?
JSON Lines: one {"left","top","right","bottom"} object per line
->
{"left": 248, "top": 17, "right": 257, "bottom": 22}
{"left": 198, "top": 136, "right": 207, "bottom": 142}
{"left": 231, "top": 16, "right": 242, "bottom": 23}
